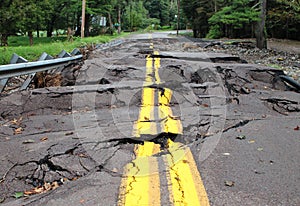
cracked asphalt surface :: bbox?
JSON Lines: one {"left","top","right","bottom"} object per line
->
{"left": 0, "top": 32, "right": 299, "bottom": 205}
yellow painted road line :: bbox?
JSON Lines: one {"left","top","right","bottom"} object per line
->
{"left": 145, "top": 55, "right": 154, "bottom": 84}
{"left": 166, "top": 141, "right": 210, "bottom": 206}
{"left": 118, "top": 142, "right": 161, "bottom": 206}
{"left": 154, "top": 51, "right": 161, "bottom": 84}
{"left": 133, "top": 55, "right": 157, "bottom": 137}
{"left": 119, "top": 45, "right": 210, "bottom": 206}
{"left": 132, "top": 87, "right": 157, "bottom": 137}
{"left": 159, "top": 88, "right": 183, "bottom": 135}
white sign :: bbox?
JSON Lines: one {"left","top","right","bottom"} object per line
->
{"left": 100, "top": 17, "right": 107, "bottom": 26}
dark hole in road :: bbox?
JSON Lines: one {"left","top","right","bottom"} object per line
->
{"left": 210, "top": 57, "right": 247, "bottom": 63}
{"left": 99, "top": 78, "right": 111, "bottom": 85}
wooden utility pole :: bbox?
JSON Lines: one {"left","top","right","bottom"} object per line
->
{"left": 177, "top": 0, "right": 180, "bottom": 36}
{"left": 81, "top": 0, "right": 86, "bottom": 38}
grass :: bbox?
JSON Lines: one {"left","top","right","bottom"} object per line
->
{"left": 0, "top": 33, "right": 128, "bottom": 65}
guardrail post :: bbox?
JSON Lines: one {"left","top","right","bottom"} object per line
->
{"left": 54, "top": 50, "right": 73, "bottom": 73}
{"left": 71, "top": 48, "right": 81, "bottom": 56}
{"left": 58, "top": 50, "right": 72, "bottom": 58}
{"left": 0, "top": 54, "right": 28, "bottom": 92}
{"left": 20, "top": 52, "right": 54, "bottom": 91}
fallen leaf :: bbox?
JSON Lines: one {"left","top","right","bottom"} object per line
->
{"left": 51, "top": 181, "right": 59, "bottom": 190}
{"left": 277, "top": 57, "right": 284, "bottom": 61}
{"left": 10, "top": 119, "right": 18, "bottom": 125}
{"left": 202, "top": 103, "right": 209, "bottom": 108}
{"left": 14, "top": 192, "right": 24, "bottom": 198}
{"left": 14, "top": 127, "right": 23, "bottom": 135}
{"left": 40, "top": 137, "right": 48, "bottom": 141}
{"left": 80, "top": 199, "right": 85, "bottom": 204}
{"left": 10, "top": 117, "right": 23, "bottom": 126}
{"left": 225, "top": 180, "right": 235, "bottom": 187}
{"left": 24, "top": 186, "right": 44, "bottom": 195}
{"left": 182, "top": 160, "right": 189, "bottom": 163}
{"left": 44, "top": 182, "right": 51, "bottom": 191}
{"left": 248, "top": 140, "right": 255, "bottom": 144}
{"left": 24, "top": 182, "right": 59, "bottom": 196}
{"left": 72, "top": 177, "right": 79, "bottom": 181}
{"left": 222, "top": 153, "right": 230, "bottom": 156}
{"left": 78, "top": 153, "right": 88, "bottom": 158}
{"left": 236, "top": 135, "right": 246, "bottom": 140}
{"left": 294, "top": 126, "right": 299, "bottom": 131}
{"left": 257, "top": 147, "right": 264, "bottom": 151}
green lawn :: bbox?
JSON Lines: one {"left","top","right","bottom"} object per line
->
{"left": 0, "top": 33, "right": 128, "bottom": 65}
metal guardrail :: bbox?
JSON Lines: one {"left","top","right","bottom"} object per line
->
{"left": 0, "top": 48, "right": 82, "bottom": 93}
{"left": 0, "top": 39, "right": 124, "bottom": 93}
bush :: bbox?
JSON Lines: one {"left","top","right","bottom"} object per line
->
{"left": 161, "top": 25, "right": 172, "bottom": 30}
{"left": 206, "top": 25, "right": 223, "bottom": 39}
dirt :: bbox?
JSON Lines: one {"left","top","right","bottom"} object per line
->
{"left": 267, "top": 38, "right": 300, "bottom": 54}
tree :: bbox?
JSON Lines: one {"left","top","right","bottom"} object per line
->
{"left": 0, "top": 0, "right": 23, "bottom": 46}
{"left": 181, "top": 0, "right": 214, "bottom": 37}
{"left": 15, "top": 0, "right": 50, "bottom": 46}
{"left": 145, "top": 0, "right": 171, "bottom": 26}
{"left": 123, "top": 1, "right": 148, "bottom": 31}
{"left": 207, "top": 0, "right": 260, "bottom": 39}
{"left": 267, "top": 0, "right": 300, "bottom": 40}
{"left": 256, "top": 0, "right": 267, "bottom": 49}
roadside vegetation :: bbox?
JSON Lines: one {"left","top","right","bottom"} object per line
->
{"left": 0, "top": 33, "right": 127, "bottom": 65}
{"left": 1, "top": 0, "right": 299, "bottom": 63}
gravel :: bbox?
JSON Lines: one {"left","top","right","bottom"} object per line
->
{"left": 186, "top": 37, "right": 300, "bottom": 82}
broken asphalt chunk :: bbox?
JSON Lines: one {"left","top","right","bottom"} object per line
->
{"left": 22, "top": 139, "right": 35, "bottom": 144}
{"left": 236, "top": 135, "right": 246, "bottom": 140}
{"left": 225, "top": 180, "right": 235, "bottom": 187}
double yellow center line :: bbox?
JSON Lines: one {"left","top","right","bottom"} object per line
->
{"left": 118, "top": 42, "right": 210, "bottom": 206}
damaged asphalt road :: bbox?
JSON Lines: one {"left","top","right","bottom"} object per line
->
{"left": 0, "top": 32, "right": 299, "bottom": 205}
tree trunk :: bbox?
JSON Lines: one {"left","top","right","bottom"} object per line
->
{"left": 37, "top": 25, "right": 40, "bottom": 38}
{"left": 85, "top": 14, "right": 90, "bottom": 37}
{"left": 47, "top": 23, "right": 54, "bottom": 37}
{"left": 118, "top": 6, "right": 121, "bottom": 34}
{"left": 108, "top": 12, "right": 114, "bottom": 35}
{"left": 0, "top": 34, "right": 9, "bottom": 47}
{"left": 28, "top": 31, "right": 34, "bottom": 46}
{"left": 256, "top": 0, "right": 267, "bottom": 49}
{"left": 214, "top": 0, "right": 217, "bottom": 12}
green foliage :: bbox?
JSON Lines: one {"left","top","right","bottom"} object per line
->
{"left": 206, "top": 25, "right": 223, "bottom": 39}
{"left": 123, "top": 1, "right": 149, "bottom": 31}
{"left": 144, "top": 0, "right": 171, "bottom": 26}
{"left": 0, "top": 33, "right": 128, "bottom": 65}
{"left": 181, "top": 0, "right": 214, "bottom": 37}
{"left": 207, "top": 0, "right": 259, "bottom": 38}
{"left": 276, "top": 0, "right": 300, "bottom": 11}
{"left": 267, "top": 0, "right": 300, "bottom": 39}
